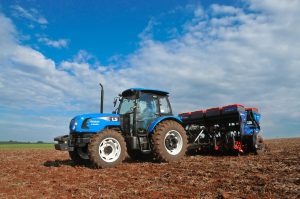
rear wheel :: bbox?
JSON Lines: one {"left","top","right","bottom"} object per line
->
{"left": 152, "top": 120, "right": 188, "bottom": 162}
{"left": 69, "top": 146, "right": 90, "bottom": 165}
{"left": 88, "top": 129, "right": 127, "bottom": 168}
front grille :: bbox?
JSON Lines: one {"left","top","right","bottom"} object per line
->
{"left": 69, "top": 133, "right": 93, "bottom": 147}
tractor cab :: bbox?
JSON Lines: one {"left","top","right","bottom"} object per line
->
{"left": 117, "top": 88, "right": 173, "bottom": 136}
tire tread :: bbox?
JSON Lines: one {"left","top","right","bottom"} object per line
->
{"left": 152, "top": 120, "right": 187, "bottom": 162}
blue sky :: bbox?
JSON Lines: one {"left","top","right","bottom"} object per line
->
{"left": 0, "top": 0, "right": 299, "bottom": 141}
{"left": 0, "top": 0, "right": 242, "bottom": 65}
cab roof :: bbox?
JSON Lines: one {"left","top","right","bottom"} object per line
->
{"left": 122, "top": 88, "right": 169, "bottom": 96}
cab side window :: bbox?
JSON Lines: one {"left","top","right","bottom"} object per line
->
{"left": 138, "top": 93, "right": 158, "bottom": 115}
{"left": 119, "top": 98, "right": 135, "bottom": 114}
{"left": 159, "top": 97, "right": 171, "bottom": 114}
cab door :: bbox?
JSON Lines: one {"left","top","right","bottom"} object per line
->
{"left": 136, "top": 93, "right": 159, "bottom": 133}
{"left": 118, "top": 96, "right": 136, "bottom": 136}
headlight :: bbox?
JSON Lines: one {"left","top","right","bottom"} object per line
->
{"left": 72, "top": 119, "right": 78, "bottom": 130}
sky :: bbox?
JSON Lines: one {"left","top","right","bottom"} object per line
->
{"left": 0, "top": 0, "right": 299, "bottom": 142}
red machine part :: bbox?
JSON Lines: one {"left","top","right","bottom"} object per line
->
{"left": 214, "top": 145, "right": 219, "bottom": 151}
{"left": 191, "top": 109, "right": 205, "bottom": 113}
{"left": 179, "top": 104, "right": 251, "bottom": 116}
{"left": 206, "top": 107, "right": 221, "bottom": 111}
{"left": 178, "top": 112, "right": 191, "bottom": 116}
{"left": 233, "top": 141, "right": 243, "bottom": 153}
{"left": 222, "top": 104, "right": 245, "bottom": 109}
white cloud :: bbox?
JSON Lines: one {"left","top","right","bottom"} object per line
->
{"left": 194, "top": 7, "right": 204, "bottom": 17}
{"left": 73, "top": 50, "right": 97, "bottom": 63}
{"left": 11, "top": 5, "right": 48, "bottom": 25}
{"left": 0, "top": 0, "right": 300, "bottom": 141}
{"left": 38, "top": 37, "right": 69, "bottom": 48}
{"left": 211, "top": 4, "right": 242, "bottom": 15}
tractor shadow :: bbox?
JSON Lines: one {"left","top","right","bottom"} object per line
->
{"left": 43, "top": 159, "right": 77, "bottom": 167}
{"left": 186, "top": 149, "right": 242, "bottom": 157}
{"left": 43, "top": 157, "right": 157, "bottom": 169}
{"left": 43, "top": 160, "right": 100, "bottom": 169}
{"left": 42, "top": 159, "right": 98, "bottom": 169}
{"left": 123, "top": 157, "right": 157, "bottom": 164}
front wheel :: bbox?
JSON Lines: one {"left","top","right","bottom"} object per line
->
{"left": 88, "top": 129, "right": 127, "bottom": 168}
{"left": 152, "top": 120, "right": 188, "bottom": 162}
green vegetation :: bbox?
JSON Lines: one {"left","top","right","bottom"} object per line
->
{"left": 0, "top": 143, "right": 53, "bottom": 149}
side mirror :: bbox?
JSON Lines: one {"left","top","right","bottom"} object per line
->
{"left": 113, "top": 97, "right": 118, "bottom": 107}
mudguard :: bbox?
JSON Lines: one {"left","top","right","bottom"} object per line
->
{"left": 147, "top": 116, "right": 183, "bottom": 134}
{"left": 70, "top": 113, "right": 120, "bottom": 133}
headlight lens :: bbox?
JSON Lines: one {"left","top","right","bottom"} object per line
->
{"left": 72, "top": 119, "right": 78, "bottom": 130}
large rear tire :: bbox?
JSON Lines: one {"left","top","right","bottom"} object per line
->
{"left": 69, "top": 146, "right": 90, "bottom": 166}
{"left": 88, "top": 129, "right": 127, "bottom": 168}
{"left": 152, "top": 120, "right": 188, "bottom": 162}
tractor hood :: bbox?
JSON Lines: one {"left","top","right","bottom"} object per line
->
{"left": 69, "top": 113, "right": 120, "bottom": 133}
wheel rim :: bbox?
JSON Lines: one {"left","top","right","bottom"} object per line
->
{"left": 98, "top": 137, "right": 121, "bottom": 163}
{"left": 164, "top": 130, "right": 183, "bottom": 155}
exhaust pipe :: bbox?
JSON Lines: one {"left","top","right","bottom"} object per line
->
{"left": 99, "top": 83, "right": 104, "bottom": 113}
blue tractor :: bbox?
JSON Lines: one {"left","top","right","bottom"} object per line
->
{"left": 55, "top": 85, "right": 265, "bottom": 168}
{"left": 55, "top": 85, "right": 188, "bottom": 168}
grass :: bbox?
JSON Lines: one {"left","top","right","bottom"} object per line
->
{"left": 0, "top": 143, "right": 54, "bottom": 149}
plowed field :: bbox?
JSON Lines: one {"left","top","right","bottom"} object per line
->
{"left": 0, "top": 138, "right": 299, "bottom": 199}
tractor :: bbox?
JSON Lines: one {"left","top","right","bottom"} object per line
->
{"left": 54, "top": 85, "right": 187, "bottom": 168}
{"left": 54, "top": 84, "right": 265, "bottom": 168}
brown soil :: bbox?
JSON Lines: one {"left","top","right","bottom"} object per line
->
{"left": 0, "top": 138, "right": 299, "bottom": 199}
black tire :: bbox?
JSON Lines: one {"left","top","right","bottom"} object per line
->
{"left": 69, "top": 146, "right": 90, "bottom": 166}
{"left": 88, "top": 129, "right": 127, "bottom": 168}
{"left": 152, "top": 120, "right": 188, "bottom": 162}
